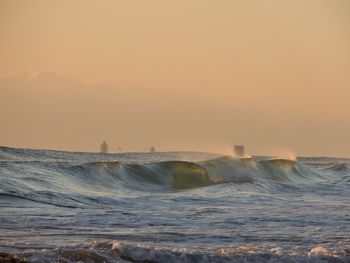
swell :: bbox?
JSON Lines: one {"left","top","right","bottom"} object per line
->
{"left": 325, "top": 162, "right": 350, "bottom": 173}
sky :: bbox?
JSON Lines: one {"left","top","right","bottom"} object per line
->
{"left": 1, "top": 0, "right": 350, "bottom": 157}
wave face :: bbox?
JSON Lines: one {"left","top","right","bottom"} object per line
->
{"left": 0, "top": 146, "right": 349, "bottom": 262}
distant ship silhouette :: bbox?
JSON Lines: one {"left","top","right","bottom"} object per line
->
{"left": 100, "top": 141, "right": 108, "bottom": 153}
{"left": 233, "top": 145, "right": 245, "bottom": 157}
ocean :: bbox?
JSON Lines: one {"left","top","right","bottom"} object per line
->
{"left": 0, "top": 146, "right": 349, "bottom": 262}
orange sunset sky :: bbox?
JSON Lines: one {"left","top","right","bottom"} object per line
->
{"left": 1, "top": 0, "right": 350, "bottom": 157}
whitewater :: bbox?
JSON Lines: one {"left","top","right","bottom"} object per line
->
{"left": 0, "top": 146, "right": 349, "bottom": 262}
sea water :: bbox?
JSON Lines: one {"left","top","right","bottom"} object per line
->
{"left": 0, "top": 146, "right": 349, "bottom": 262}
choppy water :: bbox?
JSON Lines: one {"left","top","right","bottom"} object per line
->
{"left": 0, "top": 146, "right": 349, "bottom": 262}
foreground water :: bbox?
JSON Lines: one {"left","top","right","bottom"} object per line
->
{"left": 0, "top": 146, "right": 349, "bottom": 262}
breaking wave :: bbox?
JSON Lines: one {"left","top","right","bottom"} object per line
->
{"left": 0, "top": 147, "right": 334, "bottom": 211}
{"left": 73, "top": 157, "right": 327, "bottom": 190}
{"left": 0, "top": 155, "right": 328, "bottom": 196}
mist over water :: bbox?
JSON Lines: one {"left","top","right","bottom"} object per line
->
{"left": 0, "top": 146, "right": 349, "bottom": 262}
